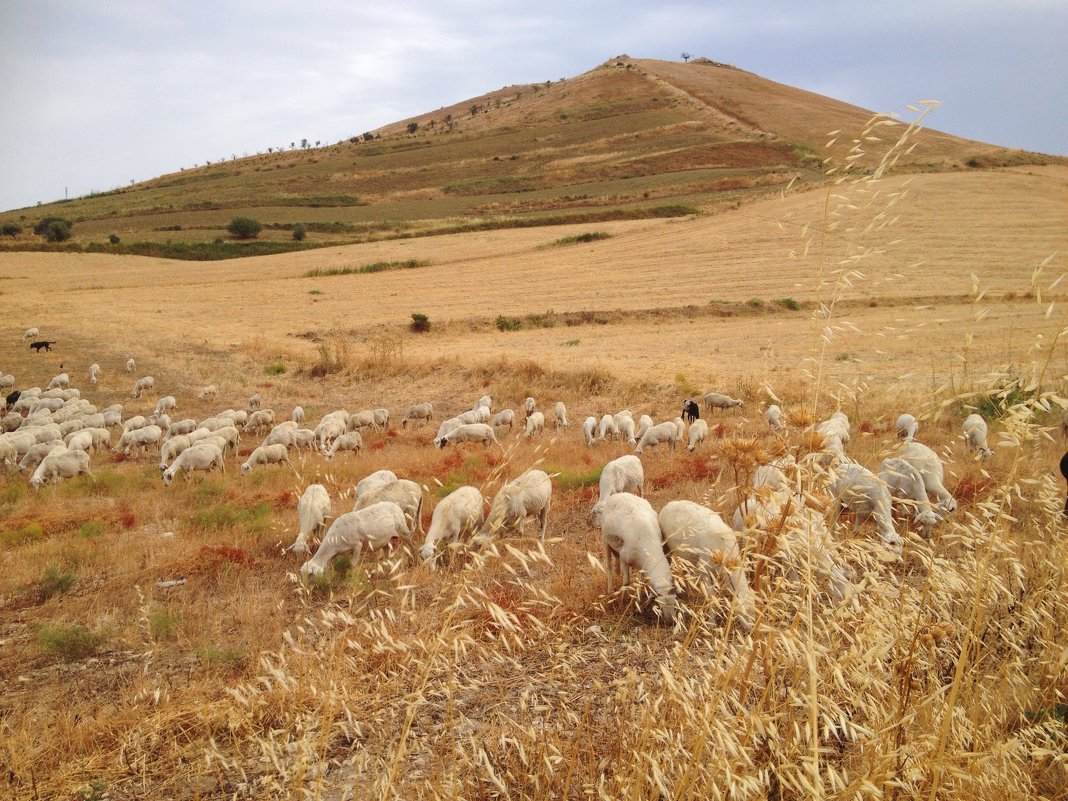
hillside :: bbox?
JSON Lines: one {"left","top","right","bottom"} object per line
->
{"left": 0, "top": 56, "right": 1052, "bottom": 258}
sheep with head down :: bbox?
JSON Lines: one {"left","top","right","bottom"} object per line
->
{"left": 420, "top": 485, "right": 484, "bottom": 566}
{"left": 476, "top": 469, "right": 552, "bottom": 543}
{"left": 30, "top": 447, "right": 92, "bottom": 488}
{"left": 162, "top": 443, "right": 225, "bottom": 486}
{"left": 963, "top": 413, "right": 994, "bottom": 459}
{"left": 301, "top": 501, "right": 413, "bottom": 580}
{"left": 290, "top": 484, "right": 332, "bottom": 554}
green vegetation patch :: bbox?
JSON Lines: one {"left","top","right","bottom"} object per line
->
{"left": 36, "top": 622, "right": 102, "bottom": 660}
{"left": 552, "top": 231, "right": 612, "bottom": 246}
{"left": 304, "top": 259, "right": 430, "bottom": 278}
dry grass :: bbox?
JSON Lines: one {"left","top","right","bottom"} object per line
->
{"left": 1, "top": 107, "right": 1067, "bottom": 801}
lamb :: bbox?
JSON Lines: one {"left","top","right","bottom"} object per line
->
{"left": 598, "top": 414, "right": 618, "bottom": 441}
{"left": 324, "top": 431, "right": 363, "bottom": 460}
{"left": 658, "top": 500, "right": 755, "bottom": 630}
{"left": 114, "top": 424, "right": 163, "bottom": 457}
{"left": 582, "top": 416, "right": 598, "bottom": 446}
{"left": 681, "top": 399, "right": 700, "bottom": 423}
{"left": 591, "top": 455, "right": 644, "bottom": 515}
{"left": 88, "top": 364, "right": 101, "bottom": 385}
{"left": 829, "top": 462, "right": 904, "bottom": 549}
{"left": 300, "top": 501, "right": 414, "bottom": 579}
{"left": 524, "top": 397, "right": 536, "bottom": 417}
{"left": 153, "top": 396, "right": 178, "bottom": 416}
{"left": 963, "top": 413, "right": 994, "bottom": 459}
{"left": 401, "top": 402, "right": 433, "bottom": 428}
{"left": 895, "top": 413, "right": 919, "bottom": 440}
{"left": 30, "top": 448, "right": 92, "bottom": 488}
{"left": 765, "top": 404, "right": 785, "bottom": 431}
{"left": 125, "top": 358, "right": 136, "bottom": 373}
{"left": 478, "top": 469, "right": 552, "bottom": 541}
{"left": 491, "top": 409, "right": 515, "bottom": 430}
{"left": 247, "top": 393, "right": 262, "bottom": 410}
{"left": 897, "top": 440, "right": 958, "bottom": 513}
{"left": 686, "top": 419, "right": 709, "bottom": 452}
{"left": 635, "top": 421, "right": 678, "bottom": 455}
{"left": 22, "top": 327, "right": 39, "bottom": 340}
{"left": 46, "top": 373, "right": 70, "bottom": 390}
{"left": 879, "top": 457, "right": 942, "bottom": 536}
{"left": 130, "top": 376, "right": 155, "bottom": 398}
{"left": 553, "top": 401, "right": 570, "bottom": 429}
{"left": 240, "top": 443, "right": 291, "bottom": 474}
{"left": 419, "top": 485, "right": 484, "bottom": 565}
{"left": 703, "top": 392, "right": 743, "bottom": 412}
{"left": 354, "top": 478, "right": 424, "bottom": 535}
{"left": 244, "top": 409, "right": 276, "bottom": 434}
{"left": 162, "top": 443, "right": 225, "bottom": 486}
{"left": 159, "top": 435, "right": 192, "bottom": 470}
{"left": 438, "top": 423, "right": 502, "bottom": 449}
{"left": 596, "top": 493, "right": 676, "bottom": 624}
{"left": 290, "top": 484, "right": 332, "bottom": 554}
{"left": 292, "top": 405, "right": 305, "bottom": 425}
{"left": 355, "top": 469, "right": 398, "bottom": 499}
{"left": 198, "top": 384, "right": 218, "bottom": 400}
{"left": 524, "top": 411, "right": 545, "bottom": 438}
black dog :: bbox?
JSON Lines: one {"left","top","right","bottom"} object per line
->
{"left": 29, "top": 340, "right": 57, "bottom": 352}
{"left": 5, "top": 390, "right": 20, "bottom": 410}
{"left": 1060, "top": 450, "right": 1068, "bottom": 517}
{"left": 682, "top": 399, "right": 700, "bottom": 423}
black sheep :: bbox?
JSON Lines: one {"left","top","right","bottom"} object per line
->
{"left": 5, "top": 389, "right": 20, "bottom": 409}
{"left": 682, "top": 399, "right": 700, "bottom": 423}
{"left": 1060, "top": 450, "right": 1068, "bottom": 517}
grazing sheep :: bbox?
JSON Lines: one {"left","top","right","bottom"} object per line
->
{"left": 879, "top": 457, "right": 942, "bottom": 536}
{"left": 17, "top": 441, "right": 66, "bottom": 474}
{"left": 244, "top": 409, "right": 276, "bottom": 434}
{"left": 64, "top": 430, "right": 95, "bottom": 455}
{"left": 829, "top": 462, "right": 904, "bottom": 549}
{"left": 703, "top": 392, "right": 743, "bottom": 413}
{"left": 290, "top": 428, "right": 317, "bottom": 451}
{"left": 0, "top": 374, "right": 13, "bottom": 391}
{"left": 314, "top": 413, "right": 347, "bottom": 450}
{"left": 817, "top": 411, "right": 851, "bottom": 443}
{"left": 22, "top": 327, "right": 39, "bottom": 340}
{"left": 153, "top": 395, "right": 178, "bottom": 416}
{"left": 636, "top": 414, "right": 654, "bottom": 440}
{"left": 898, "top": 440, "right": 958, "bottom": 513}
{"left": 592, "top": 455, "right": 644, "bottom": 515}
{"left": 963, "top": 413, "right": 994, "bottom": 459}
{"left": 240, "top": 443, "right": 291, "bottom": 474}
{"left": 0, "top": 439, "right": 18, "bottom": 468}
{"left": 438, "top": 423, "right": 502, "bottom": 449}
{"left": 262, "top": 426, "right": 300, "bottom": 449}
{"left": 474, "top": 395, "right": 492, "bottom": 412}
{"left": 30, "top": 448, "right": 92, "bottom": 488}
{"left": 524, "top": 397, "right": 536, "bottom": 417}
{"left": 598, "top": 414, "right": 618, "bottom": 441}
{"left": 635, "top": 421, "right": 677, "bottom": 455}
{"left": 491, "top": 409, "right": 515, "bottom": 431}
{"left": 165, "top": 418, "right": 198, "bottom": 439}
{"left": 130, "top": 375, "right": 155, "bottom": 398}
{"left": 432, "top": 418, "right": 464, "bottom": 446}
{"left": 681, "top": 399, "right": 700, "bottom": 423}
{"left": 114, "top": 425, "right": 163, "bottom": 457}
{"left": 198, "top": 384, "right": 218, "bottom": 399}
{"left": 125, "top": 358, "right": 136, "bottom": 373}
{"left": 291, "top": 484, "right": 332, "bottom": 554}
{"left": 765, "top": 404, "right": 785, "bottom": 431}
{"left": 324, "top": 431, "right": 363, "bottom": 460}
{"left": 162, "top": 443, "right": 225, "bottom": 486}
{"left": 347, "top": 410, "right": 377, "bottom": 431}
{"left": 617, "top": 415, "right": 637, "bottom": 445}
{"left": 46, "top": 373, "right": 69, "bottom": 391}
{"left": 354, "top": 478, "right": 424, "bottom": 535}
{"left": 687, "top": 419, "right": 709, "bottom": 452}
{"left": 420, "top": 485, "right": 484, "bottom": 565}
{"left": 372, "top": 408, "right": 389, "bottom": 429}
{"left": 596, "top": 493, "right": 676, "bottom": 624}
{"left": 524, "top": 411, "right": 545, "bottom": 438}
{"left": 159, "top": 435, "right": 192, "bottom": 470}
{"left": 895, "top": 413, "right": 919, "bottom": 440}
{"left": 291, "top": 405, "right": 305, "bottom": 425}
{"left": 401, "top": 402, "right": 433, "bottom": 428}
{"left": 247, "top": 393, "right": 262, "bottom": 410}
{"left": 301, "top": 501, "right": 413, "bottom": 580}
{"left": 208, "top": 425, "right": 240, "bottom": 456}
{"left": 582, "top": 416, "right": 598, "bottom": 446}
{"left": 355, "top": 469, "right": 398, "bottom": 499}
{"left": 658, "top": 500, "right": 755, "bottom": 630}
{"left": 88, "top": 364, "right": 101, "bottom": 384}
{"left": 478, "top": 469, "right": 552, "bottom": 540}
{"left": 553, "top": 401, "right": 570, "bottom": 429}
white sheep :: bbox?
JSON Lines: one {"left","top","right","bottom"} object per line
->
{"left": 636, "top": 414, "right": 653, "bottom": 440}
{"left": 372, "top": 408, "right": 389, "bottom": 429}
{"left": 30, "top": 448, "right": 92, "bottom": 488}
{"left": 686, "top": 419, "right": 709, "bottom": 451}
{"left": 262, "top": 427, "right": 301, "bottom": 449}
{"left": 347, "top": 410, "right": 377, "bottom": 431}
{"left": 291, "top": 484, "right": 332, "bottom": 554}
{"left": 292, "top": 405, "right": 305, "bottom": 424}
{"left": 598, "top": 414, "right": 618, "bottom": 441}
{"left": 0, "top": 374, "right": 14, "bottom": 391}
{"left": 244, "top": 409, "right": 276, "bottom": 434}
{"left": 962, "top": 413, "right": 994, "bottom": 458}
{"left": 524, "top": 397, "right": 536, "bottom": 417}
{"left": 291, "top": 428, "right": 317, "bottom": 451}
{"left": 524, "top": 411, "right": 545, "bottom": 438}
{"left": 478, "top": 469, "right": 552, "bottom": 540}
{"left": 895, "top": 413, "right": 919, "bottom": 440}
{"left": 46, "top": 373, "right": 69, "bottom": 391}
{"left": 635, "top": 421, "right": 677, "bottom": 455}
{"left": 474, "top": 395, "right": 493, "bottom": 412}
{"left": 165, "top": 418, "right": 198, "bottom": 439}
{"left": 162, "top": 443, "right": 225, "bottom": 486}
{"left": 592, "top": 455, "right": 644, "bottom": 515}
{"left": 898, "top": 440, "right": 958, "bottom": 513}
{"left": 582, "top": 416, "right": 598, "bottom": 446}
{"left": 198, "top": 384, "right": 218, "bottom": 400}
{"left": 554, "top": 401, "right": 570, "bottom": 429}
{"left": 420, "top": 486, "right": 485, "bottom": 565}
{"left": 829, "top": 462, "right": 904, "bottom": 549}
{"left": 125, "top": 358, "right": 136, "bottom": 373}
{"left": 130, "top": 375, "right": 155, "bottom": 398}
{"left": 208, "top": 425, "right": 240, "bottom": 456}
{"left": 64, "top": 430, "right": 95, "bottom": 454}
{"left": 703, "top": 392, "right": 743, "bottom": 412}
{"left": 218, "top": 409, "right": 248, "bottom": 427}
{"left": 17, "top": 441, "right": 64, "bottom": 474}
{"left": 658, "top": 500, "right": 755, "bottom": 630}
{"left": 355, "top": 469, "right": 398, "bottom": 499}
{"left": 314, "top": 414, "right": 347, "bottom": 450}
{"left": 354, "top": 478, "right": 424, "bottom": 535}
{"left": 22, "top": 327, "right": 39, "bottom": 340}
{"left": 301, "top": 501, "right": 413, "bottom": 580}
{"left": 596, "top": 493, "right": 676, "bottom": 624}
{"left": 491, "top": 409, "right": 515, "bottom": 430}
{"left": 454, "top": 408, "right": 487, "bottom": 426}
{"left": 401, "top": 402, "right": 433, "bottom": 428}
{"left": 102, "top": 408, "right": 123, "bottom": 428}
{"left": 817, "top": 411, "right": 851, "bottom": 444}
{"left": 0, "top": 439, "right": 17, "bottom": 468}
{"left": 159, "top": 435, "right": 192, "bottom": 470}
{"left": 153, "top": 395, "right": 178, "bottom": 416}
{"left": 765, "top": 404, "right": 785, "bottom": 431}
{"left": 324, "top": 431, "right": 363, "bottom": 460}
{"left": 247, "top": 393, "right": 262, "bottom": 410}
{"left": 240, "top": 443, "right": 291, "bottom": 474}
{"left": 879, "top": 457, "right": 942, "bottom": 536}
{"left": 114, "top": 425, "right": 163, "bottom": 457}
{"left": 617, "top": 416, "right": 637, "bottom": 445}
{"left": 438, "top": 423, "right": 502, "bottom": 449}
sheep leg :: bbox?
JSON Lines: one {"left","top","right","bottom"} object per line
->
{"left": 538, "top": 499, "right": 550, "bottom": 540}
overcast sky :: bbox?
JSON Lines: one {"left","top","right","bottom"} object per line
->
{"left": 1, "top": 1, "right": 1065, "bottom": 213}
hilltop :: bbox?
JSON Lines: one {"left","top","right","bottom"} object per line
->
{"left": 0, "top": 56, "right": 1054, "bottom": 259}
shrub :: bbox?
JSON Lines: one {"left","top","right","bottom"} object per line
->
{"left": 78, "top": 522, "right": 104, "bottom": 539}
{"left": 150, "top": 609, "right": 179, "bottom": 640}
{"left": 38, "top": 562, "right": 77, "bottom": 601}
{"left": 227, "top": 216, "right": 262, "bottom": 239}
{"left": 43, "top": 219, "right": 73, "bottom": 242}
{"left": 410, "top": 313, "right": 431, "bottom": 333}
{"left": 2, "top": 223, "right": 22, "bottom": 237}
{"left": 36, "top": 623, "right": 101, "bottom": 660}
{"left": 292, "top": 223, "right": 306, "bottom": 241}
{"left": 776, "top": 297, "right": 801, "bottom": 311}
{"left": 264, "top": 362, "right": 286, "bottom": 375}
{"left": 496, "top": 315, "right": 522, "bottom": 331}
{"left": 553, "top": 231, "right": 612, "bottom": 246}
{"left": 108, "top": 233, "right": 120, "bottom": 244}
{"left": 33, "top": 216, "right": 72, "bottom": 237}
{"left": 0, "top": 521, "right": 43, "bottom": 547}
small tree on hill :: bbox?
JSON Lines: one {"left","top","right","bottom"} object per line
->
{"left": 292, "top": 223, "right": 306, "bottom": 241}
{"left": 2, "top": 223, "right": 22, "bottom": 238}
{"left": 406, "top": 122, "right": 419, "bottom": 135}
{"left": 227, "top": 217, "right": 262, "bottom": 239}
{"left": 681, "top": 52, "right": 692, "bottom": 63}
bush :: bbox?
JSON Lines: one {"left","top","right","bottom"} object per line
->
{"left": 37, "top": 562, "right": 76, "bottom": 601}
{"left": 36, "top": 623, "right": 101, "bottom": 660}
{"left": 227, "top": 216, "right": 262, "bottom": 239}
{"left": 776, "top": 297, "right": 801, "bottom": 311}
{"left": 42, "top": 219, "right": 73, "bottom": 242}
{"left": 2, "top": 223, "right": 22, "bottom": 237}
{"left": 264, "top": 362, "right": 286, "bottom": 375}
{"left": 33, "top": 216, "right": 72, "bottom": 236}
{"left": 410, "top": 313, "right": 431, "bottom": 333}
{"left": 108, "top": 233, "right": 120, "bottom": 244}
{"left": 496, "top": 315, "right": 522, "bottom": 331}
{"left": 292, "top": 223, "right": 306, "bottom": 241}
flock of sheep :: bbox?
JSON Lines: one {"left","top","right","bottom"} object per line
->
{"left": 5, "top": 341, "right": 1038, "bottom": 629}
